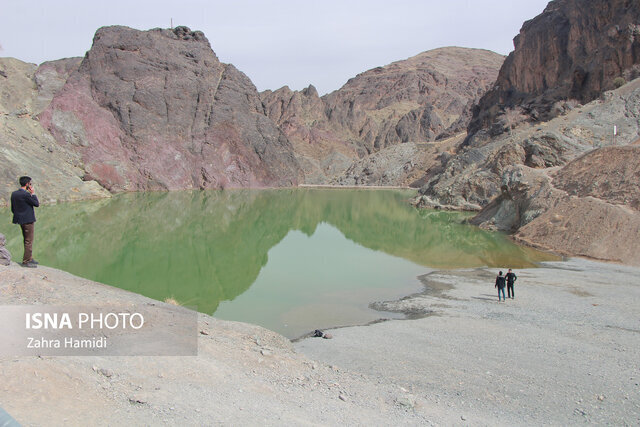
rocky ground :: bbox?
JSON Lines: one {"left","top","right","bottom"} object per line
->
{"left": 331, "top": 134, "right": 464, "bottom": 187}
{"left": 0, "top": 263, "right": 429, "bottom": 426}
{"left": 297, "top": 258, "right": 640, "bottom": 425}
{"left": 1, "top": 257, "right": 638, "bottom": 425}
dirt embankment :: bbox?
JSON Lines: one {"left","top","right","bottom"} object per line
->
{"left": 472, "top": 143, "right": 640, "bottom": 265}
{"left": 0, "top": 263, "right": 429, "bottom": 425}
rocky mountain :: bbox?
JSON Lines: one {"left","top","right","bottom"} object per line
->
{"left": 324, "top": 47, "right": 503, "bottom": 150}
{"left": 0, "top": 57, "right": 109, "bottom": 206}
{"left": 2, "top": 26, "right": 504, "bottom": 202}
{"left": 468, "top": 0, "right": 640, "bottom": 136}
{"left": 261, "top": 84, "right": 360, "bottom": 184}
{"left": 415, "top": 78, "right": 640, "bottom": 209}
{"left": 261, "top": 47, "right": 504, "bottom": 183}
{"left": 39, "top": 26, "right": 302, "bottom": 193}
{"left": 411, "top": 0, "right": 640, "bottom": 264}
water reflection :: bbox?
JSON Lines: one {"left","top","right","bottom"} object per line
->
{"left": 1, "top": 189, "right": 556, "bottom": 335}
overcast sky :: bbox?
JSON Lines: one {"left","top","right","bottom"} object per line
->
{"left": 0, "top": 0, "right": 549, "bottom": 95}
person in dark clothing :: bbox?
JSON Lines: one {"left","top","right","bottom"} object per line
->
{"left": 10, "top": 176, "right": 40, "bottom": 268}
{"left": 495, "top": 271, "right": 506, "bottom": 301}
{"left": 506, "top": 268, "right": 517, "bottom": 299}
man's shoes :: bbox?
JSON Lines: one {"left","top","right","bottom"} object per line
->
{"left": 21, "top": 261, "right": 37, "bottom": 268}
{"left": 29, "top": 259, "right": 39, "bottom": 264}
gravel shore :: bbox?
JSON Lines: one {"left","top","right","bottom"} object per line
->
{"left": 1, "top": 258, "right": 638, "bottom": 425}
{"left": 296, "top": 258, "right": 640, "bottom": 425}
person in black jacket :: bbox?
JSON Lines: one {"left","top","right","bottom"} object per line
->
{"left": 11, "top": 176, "right": 40, "bottom": 267}
{"left": 495, "top": 271, "right": 506, "bottom": 302}
{"left": 506, "top": 268, "right": 517, "bottom": 299}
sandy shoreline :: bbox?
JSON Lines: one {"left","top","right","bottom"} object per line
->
{"left": 1, "top": 258, "right": 639, "bottom": 425}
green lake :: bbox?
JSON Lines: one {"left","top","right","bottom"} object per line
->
{"left": 0, "top": 189, "right": 557, "bottom": 338}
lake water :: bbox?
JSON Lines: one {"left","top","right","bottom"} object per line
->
{"left": 0, "top": 189, "right": 557, "bottom": 338}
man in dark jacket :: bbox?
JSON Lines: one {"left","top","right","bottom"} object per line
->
{"left": 506, "top": 268, "right": 517, "bottom": 299}
{"left": 495, "top": 271, "right": 506, "bottom": 302}
{"left": 11, "top": 176, "right": 40, "bottom": 267}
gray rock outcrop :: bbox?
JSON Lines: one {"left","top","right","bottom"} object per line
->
{"left": 415, "top": 78, "right": 640, "bottom": 211}
{"left": 471, "top": 143, "right": 640, "bottom": 265}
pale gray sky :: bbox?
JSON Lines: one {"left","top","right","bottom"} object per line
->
{"left": 0, "top": 0, "right": 549, "bottom": 95}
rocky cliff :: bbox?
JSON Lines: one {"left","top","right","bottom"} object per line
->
{"left": 468, "top": 0, "right": 640, "bottom": 136}
{"left": 324, "top": 47, "right": 503, "bottom": 150}
{"left": 411, "top": 0, "right": 640, "bottom": 264}
{"left": 416, "top": 0, "right": 640, "bottom": 211}
{"left": 39, "top": 26, "right": 302, "bottom": 192}
{"left": 261, "top": 47, "right": 504, "bottom": 183}
{"left": 0, "top": 57, "right": 109, "bottom": 206}
{"left": 415, "top": 77, "right": 640, "bottom": 210}
{"left": 261, "top": 84, "right": 359, "bottom": 183}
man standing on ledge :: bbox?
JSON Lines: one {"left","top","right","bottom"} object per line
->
{"left": 11, "top": 176, "right": 39, "bottom": 268}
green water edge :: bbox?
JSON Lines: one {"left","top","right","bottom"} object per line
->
{"left": 0, "top": 188, "right": 558, "bottom": 338}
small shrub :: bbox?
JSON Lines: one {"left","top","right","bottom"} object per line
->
{"left": 613, "top": 76, "right": 626, "bottom": 88}
{"left": 164, "top": 297, "right": 181, "bottom": 306}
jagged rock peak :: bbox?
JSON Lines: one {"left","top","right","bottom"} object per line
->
{"left": 92, "top": 25, "right": 211, "bottom": 50}
{"left": 170, "top": 25, "right": 209, "bottom": 44}
{"left": 468, "top": 0, "right": 640, "bottom": 136}
{"left": 302, "top": 84, "right": 318, "bottom": 97}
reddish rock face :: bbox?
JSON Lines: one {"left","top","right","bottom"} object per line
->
{"left": 322, "top": 47, "right": 503, "bottom": 152}
{"left": 263, "top": 47, "right": 503, "bottom": 155}
{"left": 469, "top": 0, "right": 640, "bottom": 135}
{"left": 261, "top": 47, "right": 503, "bottom": 182}
{"left": 39, "top": 26, "right": 302, "bottom": 192}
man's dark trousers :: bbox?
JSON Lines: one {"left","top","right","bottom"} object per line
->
{"left": 507, "top": 283, "right": 514, "bottom": 298}
{"left": 20, "top": 223, "right": 35, "bottom": 263}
